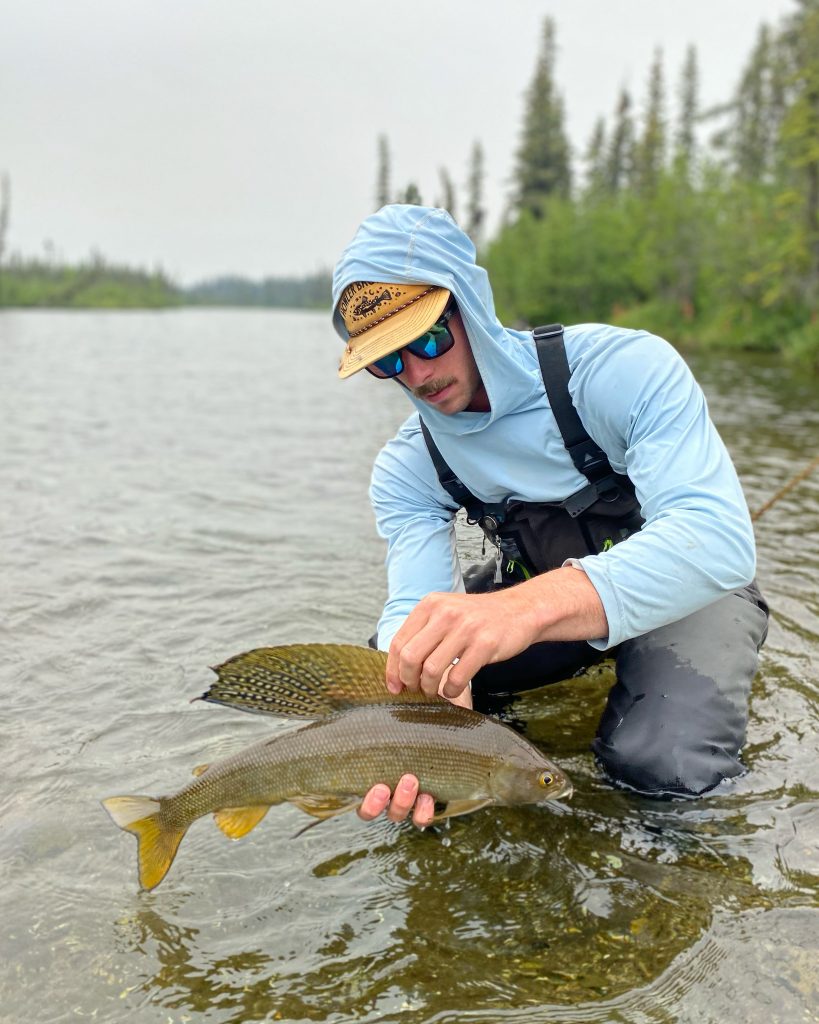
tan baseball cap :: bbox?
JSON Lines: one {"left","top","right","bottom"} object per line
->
{"left": 337, "top": 281, "right": 451, "bottom": 379}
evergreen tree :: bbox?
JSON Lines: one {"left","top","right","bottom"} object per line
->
{"left": 513, "top": 17, "right": 572, "bottom": 215}
{"left": 583, "top": 117, "right": 608, "bottom": 198}
{"left": 0, "top": 173, "right": 9, "bottom": 303}
{"left": 437, "top": 167, "right": 457, "bottom": 219}
{"left": 778, "top": 0, "right": 819, "bottom": 309}
{"left": 375, "top": 135, "right": 391, "bottom": 209}
{"left": 464, "top": 141, "right": 486, "bottom": 247}
{"left": 606, "top": 89, "right": 636, "bottom": 193}
{"left": 399, "top": 183, "right": 423, "bottom": 205}
{"left": 728, "top": 24, "right": 789, "bottom": 182}
{"left": 674, "top": 45, "right": 699, "bottom": 178}
{"left": 633, "top": 49, "right": 667, "bottom": 194}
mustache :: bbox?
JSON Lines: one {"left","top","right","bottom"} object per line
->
{"left": 413, "top": 376, "right": 456, "bottom": 399}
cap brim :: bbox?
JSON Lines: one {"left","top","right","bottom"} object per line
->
{"left": 338, "top": 287, "right": 451, "bottom": 379}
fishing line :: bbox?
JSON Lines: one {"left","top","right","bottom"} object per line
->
{"left": 750, "top": 452, "right": 819, "bottom": 523}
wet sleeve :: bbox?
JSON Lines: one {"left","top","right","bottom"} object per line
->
{"left": 569, "top": 331, "right": 756, "bottom": 650}
{"left": 369, "top": 422, "right": 463, "bottom": 652}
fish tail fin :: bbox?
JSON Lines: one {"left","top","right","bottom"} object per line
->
{"left": 102, "top": 795, "right": 187, "bottom": 891}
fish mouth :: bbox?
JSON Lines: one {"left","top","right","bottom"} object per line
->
{"left": 550, "top": 778, "right": 574, "bottom": 803}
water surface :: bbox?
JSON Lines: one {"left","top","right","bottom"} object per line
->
{"left": 1, "top": 310, "right": 817, "bottom": 1023}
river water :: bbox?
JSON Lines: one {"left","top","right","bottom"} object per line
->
{"left": 1, "top": 309, "right": 817, "bottom": 1024}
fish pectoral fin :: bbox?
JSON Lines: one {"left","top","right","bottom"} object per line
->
{"left": 289, "top": 794, "right": 361, "bottom": 820}
{"left": 432, "top": 797, "right": 494, "bottom": 822}
{"left": 191, "top": 763, "right": 210, "bottom": 777}
{"left": 213, "top": 805, "right": 270, "bottom": 840}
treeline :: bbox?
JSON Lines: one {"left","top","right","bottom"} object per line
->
{"left": 0, "top": 172, "right": 331, "bottom": 311}
{"left": 184, "top": 271, "right": 331, "bottom": 309}
{"left": 374, "top": 137, "right": 487, "bottom": 249}
{"left": 485, "top": 5, "right": 819, "bottom": 365}
{"left": 378, "top": 3, "right": 818, "bottom": 365}
{"left": 0, "top": 252, "right": 180, "bottom": 309}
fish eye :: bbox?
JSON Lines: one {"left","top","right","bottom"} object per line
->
{"left": 538, "top": 772, "right": 554, "bottom": 787}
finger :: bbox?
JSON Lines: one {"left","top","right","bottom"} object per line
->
{"left": 385, "top": 773, "right": 420, "bottom": 823}
{"left": 419, "top": 640, "right": 465, "bottom": 698}
{"left": 441, "top": 649, "right": 486, "bottom": 699}
{"left": 396, "top": 623, "right": 452, "bottom": 695}
{"left": 386, "top": 607, "right": 431, "bottom": 693}
{"left": 412, "top": 792, "right": 436, "bottom": 829}
{"left": 441, "top": 672, "right": 473, "bottom": 708}
{"left": 357, "top": 783, "right": 391, "bottom": 821}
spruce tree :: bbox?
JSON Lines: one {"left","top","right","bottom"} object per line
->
{"left": 675, "top": 45, "right": 699, "bottom": 178}
{"left": 465, "top": 141, "right": 486, "bottom": 247}
{"left": 375, "top": 135, "right": 391, "bottom": 209}
{"left": 584, "top": 117, "right": 608, "bottom": 198}
{"left": 400, "top": 183, "right": 423, "bottom": 205}
{"left": 437, "top": 168, "right": 457, "bottom": 219}
{"left": 606, "top": 89, "right": 636, "bottom": 193}
{"left": 0, "top": 173, "right": 9, "bottom": 303}
{"left": 633, "top": 49, "right": 667, "bottom": 194}
{"left": 779, "top": 0, "right": 819, "bottom": 308}
{"left": 513, "top": 17, "right": 572, "bottom": 216}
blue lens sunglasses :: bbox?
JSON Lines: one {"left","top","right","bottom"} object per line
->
{"left": 366, "top": 302, "right": 457, "bottom": 379}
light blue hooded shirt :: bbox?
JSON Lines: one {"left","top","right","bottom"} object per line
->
{"left": 332, "top": 205, "right": 755, "bottom": 653}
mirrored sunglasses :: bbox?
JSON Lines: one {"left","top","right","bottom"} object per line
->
{"left": 365, "top": 303, "right": 457, "bottom": 379}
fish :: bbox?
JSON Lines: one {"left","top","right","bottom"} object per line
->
{"left": 102, "top": 643, "right": 572, "bottom": 891}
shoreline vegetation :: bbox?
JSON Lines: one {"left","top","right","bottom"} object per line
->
{"left": 1, "top": 2, "right": 817, "bottom": 367}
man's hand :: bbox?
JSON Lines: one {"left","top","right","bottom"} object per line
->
{"left": 357, "top": 669, "right": 472, "bottom": 828}
{"left": 386, "top": 566, "right": 608, "bottom": 700}
{"left": 357, "top": 774, "right": 436, "bottom": 828}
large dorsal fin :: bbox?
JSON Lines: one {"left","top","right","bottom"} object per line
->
{"left": 197, "top": 643, "right": 444, "bottom": 718}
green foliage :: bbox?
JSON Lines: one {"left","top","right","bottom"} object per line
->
{"left": 484, "top": 11, "right": 819, "bottom": 367}
{"left": 632, "top": 50, "right": 668, "bottom": 196}
{"left": 0, "top": 256, "right": 180, "bottom": 308}
{"left": 513, "top": 17, "right": 572, "bottom": 215}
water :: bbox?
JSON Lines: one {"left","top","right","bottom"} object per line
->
{"left": 1, "top": 309, "right": 817, "bottom": 1024}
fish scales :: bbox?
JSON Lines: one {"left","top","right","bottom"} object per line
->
{"left": 102, "top": 643, "right": 571, "bottom": 890}
{"left": 173, "top": 704, "right": 525, "bottom": 817}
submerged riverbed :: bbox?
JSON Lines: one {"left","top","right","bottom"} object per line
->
{"left": 1, "top": 309, "right": 817, "bottom": 1023}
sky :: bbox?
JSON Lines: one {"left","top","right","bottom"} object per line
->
{"left": 0, "top": 0, "right": 797, "bottom": 284}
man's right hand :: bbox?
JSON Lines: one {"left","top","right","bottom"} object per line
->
{"left": 357, "top": 668, "right": 472, "bottom": 828}
{"left": 357, "top": 773, "right": 435, "bottom": 828}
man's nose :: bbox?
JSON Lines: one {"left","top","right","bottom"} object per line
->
{"left": 398, "top": 349, "right": 433, "bottom": 386}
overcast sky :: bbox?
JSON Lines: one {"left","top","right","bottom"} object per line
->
{"left": 0, "top": 0, "right": 796, "bottom": 283}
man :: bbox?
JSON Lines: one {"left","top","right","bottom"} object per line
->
{"left": 331, "top": 204, "right": 768, "bottom": 826}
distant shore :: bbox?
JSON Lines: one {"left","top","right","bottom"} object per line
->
{"left": 0, "top": 261, "right": 331, "bottom": 311}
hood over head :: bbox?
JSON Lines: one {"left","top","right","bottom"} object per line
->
{"left": 332, "top": 205, "right": 542, "bottom": 435}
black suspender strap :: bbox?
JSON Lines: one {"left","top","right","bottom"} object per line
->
{"left": 533, "top": 324, "right": 619, "bottom": 517}
{"left": 419, "top": 324, "right": 623, "bottom": 521}
{"left": 418, "top": 418, "right": 486, "bottom": 523}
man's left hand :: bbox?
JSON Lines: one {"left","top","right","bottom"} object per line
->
{"left": 385, "top": 567, "right": 608, "bottom": 699}
{"left": 385, "top": 587, "right": 539, "bottom": 700}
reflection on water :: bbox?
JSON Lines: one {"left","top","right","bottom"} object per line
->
{"left": 0, "top": 311, "right": 817, "bottom": 1023}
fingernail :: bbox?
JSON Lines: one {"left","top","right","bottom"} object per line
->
{"left": 386, "top": 678, "right": 402, "bottom": 694}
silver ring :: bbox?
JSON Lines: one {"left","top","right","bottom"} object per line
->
{"left": 450, "top": 657, "right": 460, "bottom": 666}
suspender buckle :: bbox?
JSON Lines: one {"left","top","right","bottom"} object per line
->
{"left": 562, "top": 474, "right": 624, "bottom": 517}
{"left": 532, "top": 323, "right": 564, "bottom": 340}
{"left": 566, "top": 438, "right": 613, "bottom": 483}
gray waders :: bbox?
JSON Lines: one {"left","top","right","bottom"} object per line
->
{"left": 418, "top": 325, "right": 770, "bottom": 798}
